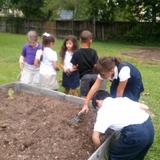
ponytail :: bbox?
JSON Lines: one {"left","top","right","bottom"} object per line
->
{"left": 112, "top": 57, "right": 121, "bottom": 65}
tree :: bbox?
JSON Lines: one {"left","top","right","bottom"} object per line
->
{"left": 87, "top": 0, "right": 116, "bottom": 22}
{"left": 42, "top": 0, "right": 89, "bottom": 20}
{"left": 117, "top": 0, "right": 160, "bottom": 23}
{"left": 10, "top": 0, "right": 45, "bottom": 19}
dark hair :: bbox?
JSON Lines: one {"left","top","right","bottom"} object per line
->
{"left": 80, "top": 30, "right": 92, "bottom": 43}
{"left": 60, "top": 35, "right": 78, "bottom": 61}
{"left": 95, "top": 56, "right": 121, "bottom": 78}
{"left": 40, "top": 33, "right": 55, "bottom": 61}
{"left": 42, "top": 34, "right": 55, "bottom": 47}
{"left": 92, "top": 90, "right": 110, "bottom": 109}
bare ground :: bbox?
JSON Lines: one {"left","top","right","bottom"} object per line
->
{"left": 122, "top": 48, "right": 160, "bottom": 62}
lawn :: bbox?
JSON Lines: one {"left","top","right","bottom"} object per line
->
{"left": 0, "top": 32, "right": 160, "bottom": 159}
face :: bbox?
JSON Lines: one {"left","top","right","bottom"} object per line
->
{"left": 66, "top": 40, "right": 73, "bottom": 51}
{"left": 29, "top": 41, "right": 37, "bottom": 47}
{"left": 100, "top": 68, "right": 114, "bottom": 79}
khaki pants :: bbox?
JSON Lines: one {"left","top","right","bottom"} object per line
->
{"left": 20, "top": 63, "right": 39, "bottom": 85}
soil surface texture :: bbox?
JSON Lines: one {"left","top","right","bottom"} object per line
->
{"left": 122, "top": 48, "right": 160, "bottom": 62}
{"left": 0, "top": 88, "right": 96, "bottom": 160}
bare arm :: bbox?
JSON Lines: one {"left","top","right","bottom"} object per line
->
{"left": 116, "top": 80, "right": 128, "bottom": 97}
{"left": 52, "top": 61, "right": 60, "bottom": 71}
{"left": 80, "top": 78, "right": 102, "bottom": 113}
{"left": 19, "top": 55, "right": 25, "bottom": 70}
{"left": 92, "top": 131, "right": 101, "bottom": 147}
{"left": 34, "top": 59, "right": 40, "bottom": 66}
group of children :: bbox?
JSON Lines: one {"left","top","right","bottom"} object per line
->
{"left": 19, "top": 29, "right": 154, "bottom": 160}
{"left": 19, "top": 30, "right": 100, "bottom": 96}
{"left": 19, "top": 31, "right": 77, "bottom": 93}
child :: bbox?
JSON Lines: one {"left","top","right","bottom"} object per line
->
{"left": 70, "top": 30, "right": 99, "bottom": 97}
{"left": 35, "top": 32, "right": 59, "bottom": 90}
{"left": 19, "top": 30, "right": 41, "bottom": 84}
{"left": 92, "top": 90, "right": 154, "bottom": 160}
{"left": 81, "top": 56, "right": 144, "bottom": 113}
{"left": 60, "top": 35, "right": 79, "bottom": 96}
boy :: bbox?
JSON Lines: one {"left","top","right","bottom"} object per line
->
{"left": 71, "top": 30, "right": 98, "bottom": 97}
{"left": 92, "top": 90, "right": 154, "bottom": 160}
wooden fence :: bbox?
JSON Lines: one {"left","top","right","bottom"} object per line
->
{"left": 0, "top": 18, "right": 158, "bottom": 40}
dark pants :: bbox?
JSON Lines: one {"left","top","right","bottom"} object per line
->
{"left": 108, "top": 117, "right": 154, "bottom": 160}
{"left": 80, "top": 74, "right": 97, "bottom": 97}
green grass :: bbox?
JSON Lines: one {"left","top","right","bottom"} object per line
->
{"left": 0, "top": 32, "right": 160, "bottom": 159}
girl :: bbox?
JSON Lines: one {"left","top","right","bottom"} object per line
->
{"left": 60, "top": 35, "right": 80, "bottom": 96}
{"left": 80, "top": 56, "right": 144, "bottom": 113}
{"left": 19, "top": 30, "right": 41, "bottom": 84}
{"left": 35, "top": 32, "right": 59, "bottom": 90}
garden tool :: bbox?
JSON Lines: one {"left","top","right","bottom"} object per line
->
{"left": 69, "top": 112, "right": 85, "bottom": 126}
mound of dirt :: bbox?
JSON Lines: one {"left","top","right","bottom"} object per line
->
{"left": 0, "top": 89, "right": 96, "bottom": 160}
{"left": 122, "top": 48, "right": 160, "bottom": 62}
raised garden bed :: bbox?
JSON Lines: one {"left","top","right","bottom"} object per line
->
{"left": 0, "top": 82, "right": 113, "bottom": 160}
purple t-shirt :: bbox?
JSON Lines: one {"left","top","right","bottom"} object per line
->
{"left": 21, "top": 43, "right": 42, "bottom": 65}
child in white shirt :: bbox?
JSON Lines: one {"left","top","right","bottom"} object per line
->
{"left": 60, "top": 35, "right": 79, "bottom": 96}
{"left": 35, "top": 32, "right": 59, "bottom": 90}
{"left": 92, "top": 90, "right": 154, "bottom": 160}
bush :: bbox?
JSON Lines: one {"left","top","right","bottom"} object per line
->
{"left": 124, "top": 22, "right": 160, "bottom": 42}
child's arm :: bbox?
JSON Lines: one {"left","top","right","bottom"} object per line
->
{"left": 116, "top": 80, "right": 128, "bottom": 97}
{"left": 34, "top": 49, "right": 42, "bottom": 66}
{"left": 60, "top": 61, "right": 68, "bottom": 73}
{"left": 52, "top": 61, "right": 60, "bottom": 71}
{"left": 92, "top": 131, "right": 101, "bottom": 147}
{"left": 19, "top": 55, "right": 25, "bottom": 70}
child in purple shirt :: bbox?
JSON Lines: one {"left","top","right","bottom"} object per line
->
{"left": 19, "top": 30, "right": 41, "bottom": 84}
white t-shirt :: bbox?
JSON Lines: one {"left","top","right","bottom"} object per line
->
{"left": 36, "top": 47, "right": 57, "bottom": 75}
{"left": 63, "top": 51, "right": 73, "bottom": 70}
{"left": 98, "top": 66, "right": 131, "bottom": 81}
{"left": 94, "top": 97, "right": 149, "bottom": 133}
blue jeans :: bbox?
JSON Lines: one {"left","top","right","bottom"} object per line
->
{"left": 108, "top": 117, "right": 154, "bottom": 160}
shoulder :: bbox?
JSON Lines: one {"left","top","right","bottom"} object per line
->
{"left": 23, "top": 43, "right": 29, "bottom": 49}
{"left": 118, "top": 62, "right": 131, "bottom": 74}
{"left": 118, "top": 65, "right": 131, "bottom": 81}
{"left": 37, "top": 44, "right": 42, "bottom": 49}
{"left": 87, "top": 48, "right": 97, "bottom": 54}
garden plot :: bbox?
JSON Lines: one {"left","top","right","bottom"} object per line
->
{"left": 0, "top": 87, "right": 96, "bottom": 160}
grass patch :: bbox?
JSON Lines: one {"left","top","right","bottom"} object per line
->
{"left": 0, "top": 32, "right": 160, "bottom": 159}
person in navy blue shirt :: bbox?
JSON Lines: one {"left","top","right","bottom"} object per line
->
{"left": 80, "top": 56, "right": 144, "bottom": 113}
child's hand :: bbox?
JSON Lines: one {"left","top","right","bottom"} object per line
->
{"left": 55, "top": 66, "right": 60, "bottom": 71}
{"left": 19, "top": 62, "right": 24, "bottom": 70}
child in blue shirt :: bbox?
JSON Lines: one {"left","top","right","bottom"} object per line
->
{"left": 81, "top": 56, "right": 144, "bottom": 113}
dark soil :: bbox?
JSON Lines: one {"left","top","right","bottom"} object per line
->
{"left": 0, "top": 89, "right": 96, "bottom": 160}
{"left": 122, "top": 48, "right": 160, "bottom": 62}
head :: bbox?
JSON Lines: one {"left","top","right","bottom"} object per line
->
{"left": 27, "top": 30, "right": 38, "bottom": 47}
{"left": 92, "top": 90, "right": 110, "bottom": 109}
{"left": 65, "top": 35, "right": 78, "bottom": 51}
{"left": 95, "top": 56, "right": 121, "bottom": 79}
{"left": 80, "top": 30, "right": 92, "bottom": 45}
{"left": 42, "top": 32, "right": 55, "bottom": 48}
{"left": 60, "top": 35, "right": 78, "bottom": 60}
